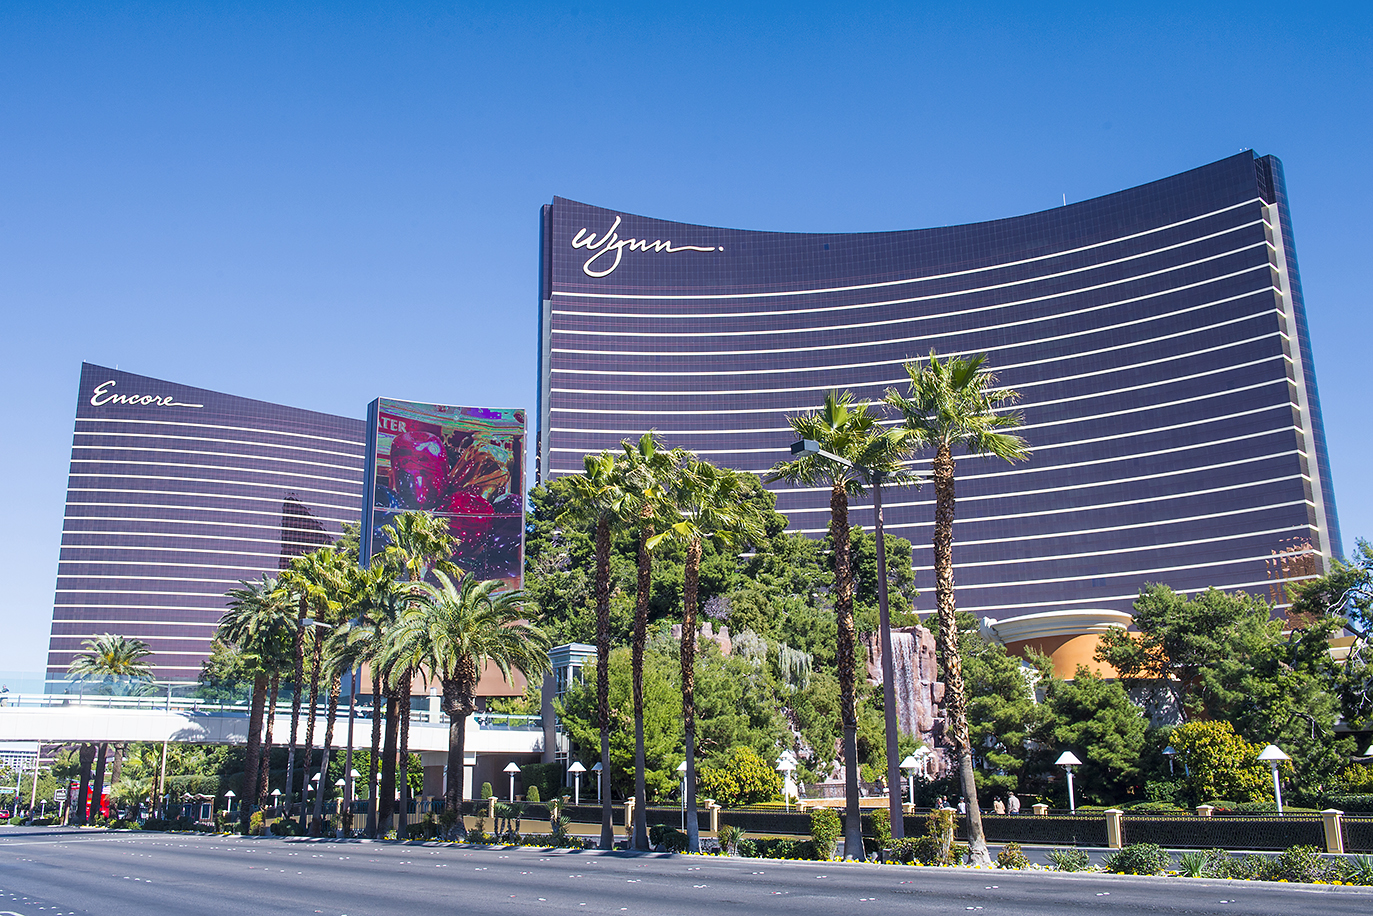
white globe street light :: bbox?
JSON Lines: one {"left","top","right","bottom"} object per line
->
{"left": 568, "top": 761, "right": 587, "bottom": 807}
{"left": 1055, "top": 751, "right": 1083, "bottom": 813}
{"left": 503, "top": 762, "right": 521, "bottom": 802}
{"left": 591, "top": 762, "right": 603, "bottom": 802}
{"left": 777, "top": 757, "right": 797, "bottom": 813}
{"left": 899, "top": 755, "right": 919, "bottom": 810}
{"left": 1258, "top": 745, "right": 1291, "bottom": 815}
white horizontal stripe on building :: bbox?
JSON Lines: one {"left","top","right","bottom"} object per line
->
{"left": 906, "top": 525, "right": 1314, "bottom": 573}
{"left": 72, "top": 443, "right": 362, "bottom": 472}
{"left": 70, "top": 459, "right": 364, "bottom": 488}
{"left": 66, "top": 476, "right": 362, "bottom": 500}
{"left": 75, "top": 417, "right": 364, "bottom": 449}
{"left": 951, "top": 575, "right": 1312, "bottom": 616}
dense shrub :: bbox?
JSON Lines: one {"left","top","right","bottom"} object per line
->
{"left": 809, "top": 808, "right": 841, "bottom": 861}
{"left": 649, "top": 824, "right": 687, "bottom": 852}
{"left": 716, "top": 824, "right": 740, "bottom": 856}
{"left": 1256, "top": 845, "right": 1327, "bottom": 883}
{"left": 249, "top": 811, "right": 265, "bottom": 836}
{"left": 1327, "top": 794, "right": 1373, "bottom": 813}
{"left": 997, "top": 842, "right": 1030, "bottom": 869}
{"left": 1335, "top": 854, "right": 1373, "bottom": 885}
{"left": 733, "top": 836, "right": 818, "bottom": 860}
{"left": 888, "top": 809, "right": 959, "bottom": 866}
{"left": 1127, "top": 801, "right": 1187, "bottom": 814}
{"left": 270, "top": 818, "right": 303, "bottom": 837}
{"left": 1103, "top": 843, "right": 1171, "bottom": 875}
{"left": 1047, "top": 848, "right": 1090, "bottom": 872}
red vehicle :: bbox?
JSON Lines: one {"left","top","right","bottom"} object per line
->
{"left": 66, "top": 783, "right": 110, "bottom": 820}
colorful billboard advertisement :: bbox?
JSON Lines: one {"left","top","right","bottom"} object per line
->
{"left": 362, "top": 398, "right": 525, "bottom": 586}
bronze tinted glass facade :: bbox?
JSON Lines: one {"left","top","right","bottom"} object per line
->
{"left": 48, "top": 364, "right": 366, "bottom": 685}
{"left": 537, "top": 152, "right": 1340, "bottom": 620}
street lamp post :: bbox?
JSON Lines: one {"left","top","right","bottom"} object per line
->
{"left": 1162, "top": 745, "right": 1177, "bottom": 777}
{"left": 1258, "top": 745, "right": 1291, "bottom": 815}
{"left": 592, "top": 762, "right": 603, "bottom": 802}
{"left": 504, "top": 762, "right": 520, "bottom": 802}
{"left": 677, "top": 761, "right": 688, "bottom": 830}
{"left": 791, "top": 438, "right": 907, "bottom": 840}
{"left": 1055, "top": 751, "right": 1082, "bottom": 813}
{"left": 224, "top": 789, "right": 236, "bottom": 816}
{"left": 568, "top": 761, "right": 586, "bottom": 807}
{"left": 899, "top": 755, "right": 918, "bottom": 809}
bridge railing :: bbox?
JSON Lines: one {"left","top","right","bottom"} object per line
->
{"left": 0, "top": 693, "right": 542, "bottom": 731}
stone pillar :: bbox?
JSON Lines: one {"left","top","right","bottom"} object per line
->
{"left": 1104, "top": 809, "right": 1124, "bottom": 849}
{"left": 1322, "top": 809, "right": 1345, "bottom": 854}
{"left": 1196, "top": 804, "right": 1214, "bottom": 817}
{"left": 1032, "top": 803, "right": 1049, "bottom": 816}
{"left": 487, "top": 795, "right": 497, "bottom": 821}
{"left": 624, "top": 797, "right": 635, "bottom": 838}
{"left": 706, "top": 800, "right": 721, "bottom": 833}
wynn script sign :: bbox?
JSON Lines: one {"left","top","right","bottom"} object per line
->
{"left": 571, "top": 215, "right": 719, "bottom": 277}
{"left": 89, "top": 380, "right": 204, "bottom": 409}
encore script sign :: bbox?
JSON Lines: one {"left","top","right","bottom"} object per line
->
{"left": 571, "top": 215, "right": 719, "bottom": 277}
{"left": 90, "top": 380, "right": 204, "bottom": 409}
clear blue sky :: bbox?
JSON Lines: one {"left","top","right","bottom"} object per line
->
{"left": 2, "top": 2, "right": 1368, "bottom": 675}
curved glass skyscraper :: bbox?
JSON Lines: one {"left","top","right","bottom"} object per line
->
{"left": 537, "top": 152, "right": 1340, "bottom": 651}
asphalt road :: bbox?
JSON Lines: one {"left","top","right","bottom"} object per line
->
{"left": 0, "top": 827, "right": 1366, "bottom": 916}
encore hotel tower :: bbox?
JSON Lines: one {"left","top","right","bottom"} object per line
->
{"left": 537, "top": 152, "right": 1341, "bottom": 673}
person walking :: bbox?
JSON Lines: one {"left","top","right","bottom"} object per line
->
{"left": 993, "top": 797, "right": 1005, "bottom": 815}
{"left": 957, "top": 798, "right": 967, "bottom": 815}
{"left": 1007, "top": 792, "right": 1020, "bottom": 815}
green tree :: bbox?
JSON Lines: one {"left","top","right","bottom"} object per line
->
{"left": 885, "top": 352, "right": 1030, "bottom": 865}
{"left": 956, "top": 613, "right": 1048, "bottom": 796}
{"left": 556, "top": 645, "right": 683, "bottom": 802}
{"left": 1288, "top": 539, "right": 1373, "bottom": 728}
{"left": 650, "top": 457, "right": 767, "bottom": 852}
{"left": 66, "top": 633, "right": 155, "bottom": 694}
{"left": 770, "top": 390, "right": 906, "bottom": 860}
{"left": 1035, "top": 668, "right": 1147, "bottom": 806}
{"left": 1168, "top": 720, "right": 1275, "bottom": 804}
{"left": 697, "top": 746, "right": 783, "bottom": 808}
{"left": 383, "top": 572, "right": 551, "bottom": 838}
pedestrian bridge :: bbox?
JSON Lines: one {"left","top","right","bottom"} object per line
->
{"left": 0, "top": 693, "right": 544, "bottom": 756}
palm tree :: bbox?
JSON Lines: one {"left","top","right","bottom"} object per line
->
{"left": 280, "top": 547, "right": 347, "bottom": 822}
{"left": 66, "top": 633, "right": 155, "bottom": 694}
{"left": 769, "top": 391, "right": 906, "bottom": 860}
{"left": 616, "top": 432, "right": 685, "bottom": 850}
{"left": 650, "top": 458, "right": 766, "bottom": 853}
{"left": 560, "top": 450, "right": 632, "bottom": 849}
{"left": 373, "top": 511, "right": 458, "bottom": 837}
{"left": 332, "top": 563, "right": 408, "bottom": 836}
{"left": 67, "top": 634, "right": 154, "bottom": 824}
{"left": 219, "top": 575, "right": 295, "bottom": 832}
{"left": 885, "top": 351, "right": 1030, "bottom": 867}
{"left": 382, "top": 572, "right": 551, "bottom": 840}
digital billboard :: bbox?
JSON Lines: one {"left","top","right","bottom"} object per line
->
{"left": 363, "top": 398, "right": 525, "bottom": 586}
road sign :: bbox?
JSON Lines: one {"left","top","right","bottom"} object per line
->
{"left": 54, "top": 788, "right": 66, "bottom": 801}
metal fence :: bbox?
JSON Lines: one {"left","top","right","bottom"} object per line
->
{"left": 1343, "top": 816, "right": 1373, "bottom": 854}
{"left": 970, "top": 815, "right": 1109, "bottom": 847}
{"left": 1119, "top": 815, "right": 1324, "bottom": 851}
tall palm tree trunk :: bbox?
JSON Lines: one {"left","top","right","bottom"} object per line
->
{"left": 442, "top": 675, "right": 475, "bottom": 840}
{"left": 311, "top": 674, "right": 341, "bottom": 832}
{"left": 932, "top": 443, "right": 990, "bottom": 866}
{"left": 92, "top": 742, "right": 108, "bottom": 821}
{"left": 298, "top": 641, "right": 322, "bottom": 829}
{"left": 631, "top": 518, "right": 653, "bottom": 850}
{"left": 259, "top": 673, "right": 280, "bottom": 802}
{"left": 284, "top": 594, "right": 308, "bottom": 819}
{"left": 366, "top": 677, "right": 382, "bottom": 837}
{"left": 396, "top": 672, "right": 412, "bottom": 839}
{"left": 594, "top": 515, "right": 615, "bottom": 850}
{"left": 74, "top": 742, "right": 95, "bottom": 825}
{"left": 240, "top": 672, "right": 268, "bottom": 832}
{"left": 681, "top": 538, "right": 702, "bottom": 853}
{"left": 378, "top": 691, "right": 399, "bottom": 831}
{"left": 831, "top": 483, "right": 864, "bottom": 860}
